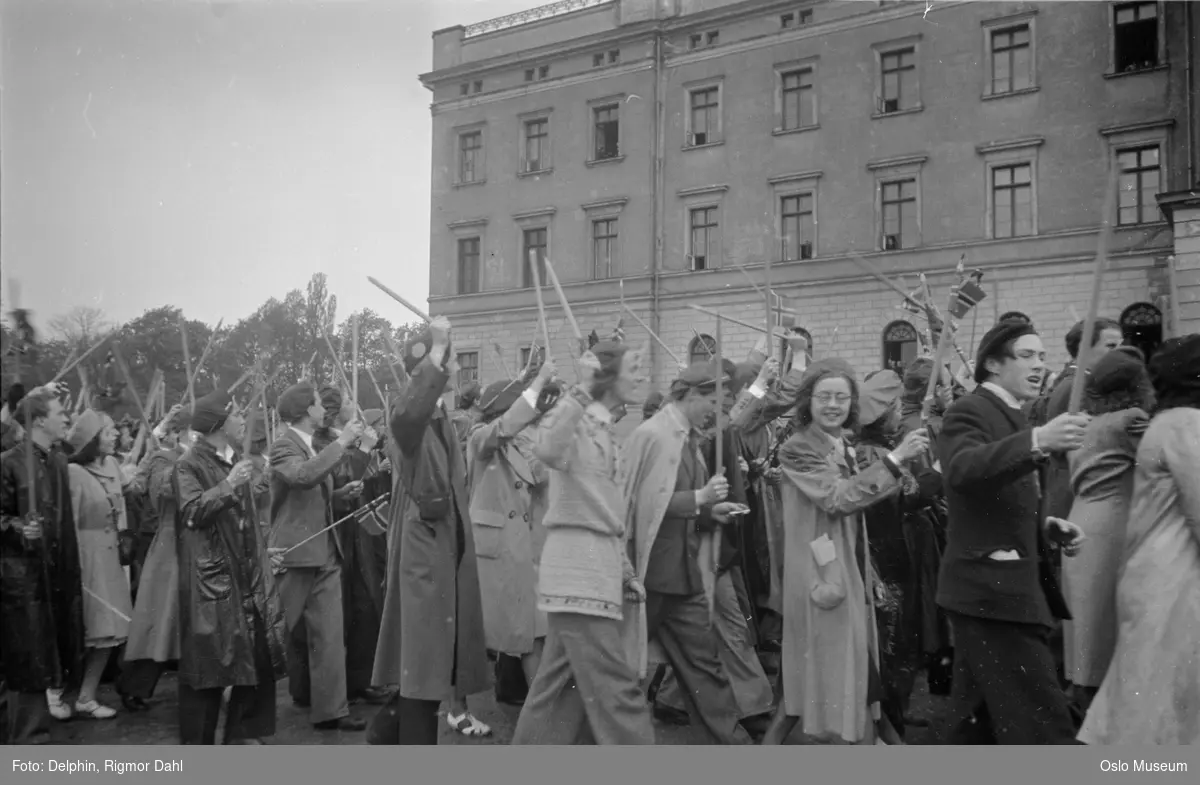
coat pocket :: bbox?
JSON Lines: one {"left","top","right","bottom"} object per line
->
{"left": 809, "top": 557, "right": 847, "bottom": 610}
{"left": 416, "top": 494, "right": 450, "bottom": 522}
{"left": 471, "top": 510, "right": 507, "bottom": 560}
{"left": 196, "top": 555, "right": 233, "bottom": 602}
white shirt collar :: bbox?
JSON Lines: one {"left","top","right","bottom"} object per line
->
{"left": 217, "top": 444, "right": 236, "bottom": 464}
{"left": 587, "top": 399, "right": 614, "bottom": 425}
{"left": 291, "top": 426, "right": 315, "bottom": 455}
{"left": 982, "top": 381, "right": 1024, "bottom": 410}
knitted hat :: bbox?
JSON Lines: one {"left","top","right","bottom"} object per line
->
{"left": 66, "top": 409, "right": 104, "bottom": 452}
{"left": 191, "top": 390, "right": 232, "bottom": 434}
{"left": 858, "top": 370, "right": 903, "bottom": 425}
{"left": 974, "top": 319, "right": 1037, "bottom": 384}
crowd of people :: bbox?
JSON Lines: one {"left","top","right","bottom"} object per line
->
{"left": 1, "top": 304, "right": 1197, "bottom": 746}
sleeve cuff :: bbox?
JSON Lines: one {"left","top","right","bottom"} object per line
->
{"left": 693, "top": 490, "right": 704, "bottom": 515}
{"left": 748, "top": 384, "right": 766, "bottom": 399}
{"left": 1030, "top": 427, "right": 1047, "bottom": 457}
{"left": 882, "top": 454, "right": 903, "bottom": 479}
{"left": 521, "top": 388, "right": 539, "bottom": 408}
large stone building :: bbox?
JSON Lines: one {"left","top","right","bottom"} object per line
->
{"left": 420, "top": 0, "right": 1197, "bottom": 395}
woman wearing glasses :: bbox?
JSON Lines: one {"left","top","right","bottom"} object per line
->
{"left": 759, "top": 359, "right": 928, "bottom": 745}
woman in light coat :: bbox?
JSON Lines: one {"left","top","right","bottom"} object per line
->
{"left": 1079, "top": 334, "right": 1200, "bottom": 745}
{"left": 466, "top": 366, "right": 556, "bottom": 686}
{"left": 65, "top": 409, "right": 134, "bottom": 720}
{"left": 761, "top": 359, "right": 928, "bottom": 745}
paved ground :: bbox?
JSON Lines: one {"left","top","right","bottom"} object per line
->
{"left": 42, "top": 668, "right": 953, "bottom": 745}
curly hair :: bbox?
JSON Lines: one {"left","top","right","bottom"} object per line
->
{"left": 793, "top": 369, "right": 861, "bottom": 432}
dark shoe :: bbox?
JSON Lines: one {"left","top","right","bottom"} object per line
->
{"left": 354, "top": 687, "right": 390, "bottom": 706}
{"left": 314, "top": 715, "right": 367, "bottom": 731}
{"left": 653, "top": 705, "right": 691, "bottom": 727}
{"left": 120, "top": 695, "right": 150, "bottom": 712}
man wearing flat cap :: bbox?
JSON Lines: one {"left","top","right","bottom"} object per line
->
{"left": 369, "top": 316, "right": 490, "bottom": 745}
{"left": 622, "top": 363, "right": 755, "bottom": 744}
{"left": 173, "top": 389, "right": 282, "bottom": 744}
{"left": 268, "top": 381, "right": 366, "bottom": 732}
{"left": 936, "top": 319, "right": 1090, "bottom": 744}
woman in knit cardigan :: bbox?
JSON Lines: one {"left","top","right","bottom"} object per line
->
{"left": 511, "top": 341, "right": 655, "bottom": 745}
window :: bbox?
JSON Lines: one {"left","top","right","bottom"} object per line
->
{"left": 799, "top": 9, "right": 813, "bottom": 24}
{"left": 592, "top": 218, "right": 618, "bottom": 279}
{"left": 689, "top": 31, "right": 718, "bottom": 50}
{"left": 525, "top": 68, "right": 535, "bottom": 82}
{"left": 689, "top": 34, "right": 703, "bottom": 49}
{"left": 879, "top": 47, "right": 917, "bottom": 113}
{"left": 539, "top": 64, "right": 550, "bottom": 79}
{"left": 458, "top": 130, "right": 483, "bottom": 184}
{"left": 1113, "top": 2, "right": 1160, "bottom": 73}
{"left": 1116, "top": 145, "right": 1161, "bottom": 225}
{"left": 882, "top": 321, "right": 920, "bottom": 376}
{"left": 456, "top": 352, "right": 479, "bottom": 389}
{"left": 608, "top": 49, "right": 620, "bottom": 64}
{"left": 707, "top": 31, "right": 719, "bottom": 46}
{"left": 689, "top": 334, "right": 717, "bottom": 365}
{"left": 523, "top": 118, "right": 550, "bottom": 173}
{"left": 522, "top": 227, "right": 548, "bottom": 288}
{"left": 1119, "top": 302, "right": 1164, "bottom": 361}
{"left": 459, "top": 83, "right": 469, "bottom": 96}
{"left": 689, "top": 207, "right": 719, "bottom": 270}
{"left": 593, "top": 104, "right": 620, "bottom": 160}
{"left": 780, "top": 327, "right": 813, "bottom": 371}
{"left": 781, "top": 9, "right": 813, "bottom": 27}
{"left": 881, "top": 179, "right": 917, "bottom": 250}
{"left": 990, "top": 25, "right": 1032, "bottom": 94}
{"left": 687, "top": 86, "right": 720, "bottom": 146}
{"left": 456, "top": 237, "right": 481, "bottom": 295}
{"left": 781, "top": 12, "right": 795, "bottom": 28}
{"left": 781, "top": 68, "right": 816, "bottom": 130}
{"left": 473, "top": 80, "right": 483, "bottom": 93}
{"left": 992, "top": 163, "right": 1033, "bottom": 238}
{"left": 593, "top": 53, "right": 604, "bottom": 67}
{"left": 780, "top": 193, "right": 815, "bottom": 260}
{"left": 520, "top": 346, "right": 545, "bottom": 371}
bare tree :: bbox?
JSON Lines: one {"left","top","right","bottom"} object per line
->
{"left": 48, "top": 305, "right": 111, "bottom": 346}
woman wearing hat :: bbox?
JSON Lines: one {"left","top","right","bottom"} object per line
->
{"left": 762, "top": 359, "right": 929, "bottom": 745}
{"left": 65, "top": 409, "right": 134, "bottom": 720}
{"left": 1079, "top": 334, "right": 1200, "bottom": 745}
{"left": 1061, "top": 347, "right": 1154, "bottom": 713}
{"left": 465, "top": 361, "right": 558, "bottom": 701}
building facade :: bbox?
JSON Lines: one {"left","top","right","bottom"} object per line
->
{"left": 420, "top": 0, "right": 1194, "bottom": 395}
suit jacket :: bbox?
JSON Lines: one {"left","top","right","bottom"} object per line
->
{"left": 268, "top": 428, "right": 347, "bottom": 569}
{"left": 936, "top": 387, "right": 1070, "bottom": 627}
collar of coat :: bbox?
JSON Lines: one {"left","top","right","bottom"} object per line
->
{"left": 794, "top": 424, "right": 852, "bottom": 471}
{"left": 971, "top": 385, "right": 1030, "bottom": 433}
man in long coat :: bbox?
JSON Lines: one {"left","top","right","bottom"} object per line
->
{"left": 0, "top": 387, "right": 83, "bottom": 744}
{"left": 174, "top": 390, "right": 284, "bottom": 744}
{"left": 368, "top": 316, "right": 490, "bottom": 745}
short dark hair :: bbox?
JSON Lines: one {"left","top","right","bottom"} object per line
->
{"left": 278, "top": 383, "right": 317, "bottom": 425}
{"left": 1065, "top": 317, "right": 1121, "bottom": 360}
{"left": 13, "top": 389, "right": 55, "bottom": 428}
{"left": 793, "top": 369, "right": 860, "bottom": 432}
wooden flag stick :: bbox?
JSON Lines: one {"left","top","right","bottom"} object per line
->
{"left": 351, "top": 315, "right": 360, "bottom": 413}
{"left": 714, "top": 316, "right": 724, "bottom": 479}
{"left": 110, "top": 342, "right": 156, "bottom": 440}
{"left": 688, "top": 304, "right": 790, "bottom": 339}
{"left": 1069, "top": 162, "right": 1120, "bottom": 415}
{"left": 56, "top": 347, "right": 78, "bottom": 379}
{"left": 51, "top": 329, "right": 116, "bottom": 385}
{"left": 529, "top": 250, "right": 555, "bottom": 363}
{"left": 621, "top": 303, "right": 683, "bottom": 366}
{"left": 181, "top": 318, "right": 224, "bottom": 404}
{"left": 226, "top": 359, "right": 262, "bottom": 396}
{"left": 178, "top": 314, "right": 195, "bottom": 406}
{"left": 381, "top": 332, "right": 410, "bottom": 389}
{"left": 365, "top": 366, "right": 386, "bottom": 409}
{"left": 692, "top": 327, "right": 714, "bottom": 358}
{"left": 321, "top": 333, "right": 365, "bottom": 419}
{"left": 542, "top": 256, "right": 586, "bottom": 356}
{"left": 490, "top": 343, "right": 514, "bottom": 379}
{"left": 368, "top": 276, "right": 431, "bottom": 323}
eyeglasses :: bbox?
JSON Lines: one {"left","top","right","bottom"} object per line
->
{"left": 813, "top": 393, "right": 852, "bottom": 405}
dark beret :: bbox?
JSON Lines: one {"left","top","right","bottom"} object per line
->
{"left": 191, "top": 389, "right": 232, "bottom": 434}
{"left": 479, "top": 378, "right": 526, "bottom": 419}
{"left": 1087, "top": 348, "right": 1147, "bottom": 399}
{"left": 402, "top": 327, "right": 452, "bottom": 374}
{"left": 975, "top": 319, "right": 1037, "bottom": 384}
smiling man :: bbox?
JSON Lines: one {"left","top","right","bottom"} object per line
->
{"left": 936, "top": 320, "right": 1091, "bottom": 744}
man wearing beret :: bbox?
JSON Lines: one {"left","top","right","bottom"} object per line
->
{"left": 269, "top": 382, "right": 366, "bottom": 732}
{"left": 623, "top": 363, "right": 755, "bottom": 744}
{"left": 369, "top": 316, "right": 491, "bottom": 745}
{"left": 936, "top": 320, "right": 1090, "bottom": 744}
{"left": 173, "top": 390, "right": 281, "bottom": 744}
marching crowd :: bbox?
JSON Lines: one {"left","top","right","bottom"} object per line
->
{"left": 1, "top": 302, "right": 1197, "bottom": 747}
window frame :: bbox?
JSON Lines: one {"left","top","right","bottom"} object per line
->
{"left": 588, "top": 98, "right": 623, "bottom": 164}
{"left": 1100, "top": 120, "right": 1172, "bottom": 227}
{"left": 453, "top": 123, "right": 487, "bottom": 187}
{"left": 770, "top": 170, "right": 822, "bottom": 262}
{"left": 981, "top": 11, "right": 1038, "bottom": 99}
{"left": 688, "top": 334, "right": 717, "bottom": 365}
{"left": 1107, "top": 1, "right": 1167, "bottom": 76}
{"left": 590, "top": 217, "right": 619, "bottom": 281}
{"left": 455, "top": 236, "right": 482, "bottom": 295}
{"left": 455, "top": 351, "right": 480, "bottom": 390}
{"left": 977, "top": 137, "right": 1043, "bottom": 240}
{"left": 1115, "top": 145, "right": 1163, "bottom": 226}
{"left": 774, "top": 57, "right": 820, "bottom": 134}
{"left": 872, "top": 35, "right": 923, "bottom": 118}
{"left": 684, "top": 79, "right": 724, "bottom": 149}
{"left": 518, "top": 109, "right": 553, "bottom": 176}
{"left": 881, "top": 320, "right": 921, "bottom": 375}
{"left": 867, "top": 155, "right": 926, "bottom": 251}
{"left": 687, "top": 205, "right": 721, "bottom": 271}
{"left": 521, "top": 225, "right": 550, "bottom": 289}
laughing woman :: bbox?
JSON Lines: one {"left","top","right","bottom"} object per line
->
{"left": 65, "top": 410, "right": 134, "bottom": 720}
{"left": 761, "top": 360, "right": 929, "bottom": 745}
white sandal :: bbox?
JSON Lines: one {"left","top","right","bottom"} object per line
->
{"left": 46, "top": 689, "right": 73, "bottom": 721}
{"left": 74, "top": 699, "right": 117, "bottom": 720}
{"left": 446, "top": 711, "right": 491, "bottom": 737}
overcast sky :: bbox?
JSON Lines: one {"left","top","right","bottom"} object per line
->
{"left": 1, "top": 0, "right": 532, "bottom": 333}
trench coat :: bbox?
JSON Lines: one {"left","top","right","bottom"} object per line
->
{"left": 67, "top": 458, "right": 133, "bottom": 646}
{"left": 174, "top": 438, "right": 285, "bottom": 690}
{"left": 372, "top": 358, "right": 491, "bottom": 701}
{"left": 778, "top": 424, "right": 900, "bottom": 743}
{"left": 0, "top": 440, "right": 85, "bottom": 691}
{"left": 124, "top": 449, "right": 183, "bottom": 662}
{"left": 1079, "top": 406, "right": 1200, "bottom": 745}
{"left": 465, "top": 394, "right": 549, "bottom": 656}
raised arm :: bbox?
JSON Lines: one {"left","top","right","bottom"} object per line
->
{"left": 389, "top": 357, "right": 449, "bottom": 456}
{"left": 779, "top": 435, "right": 899, "bottom": 517}
{"left": 269, "top": 434, "right": 346, "bottom": 490}
{"left": 938, "top": 401, "right": 1041, "bottom": 493}
{"left": 532, "top": 389, "right": 589, "bottom": 472}
{"left": 471, "top": 391, "right": 540, "bottom": 465}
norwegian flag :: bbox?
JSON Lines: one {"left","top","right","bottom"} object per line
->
{"left": 949, "top": 269, "right": 988, "bottom": 320}
{"left": 898, "top": 279, "right": 928, "bottom": 315}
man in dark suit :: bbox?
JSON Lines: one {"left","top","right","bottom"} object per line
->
{"left": 269, "top": 383, "right": 366, "bottom": 732}
{"left": 937, "top": 320, "right": 1089, "bottom": 744}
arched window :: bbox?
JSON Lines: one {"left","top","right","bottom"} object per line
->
{"left": 778, "top": 326, "right": 813, "bottom": 372}
{"left": 688, "top": 334, "right": 717, "bottom": 366}
{"left": 882, "top": 320, "right": 920, "bottom": 376}
{"left": 1119, "top": 302, "right": 1163, "bottom": 362}
{"left": 998, "top": 310, "right": 1032, "bottom": 326}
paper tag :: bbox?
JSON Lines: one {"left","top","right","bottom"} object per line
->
{"left": 810, "top": 534, "right": 837, "bottom": 567}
